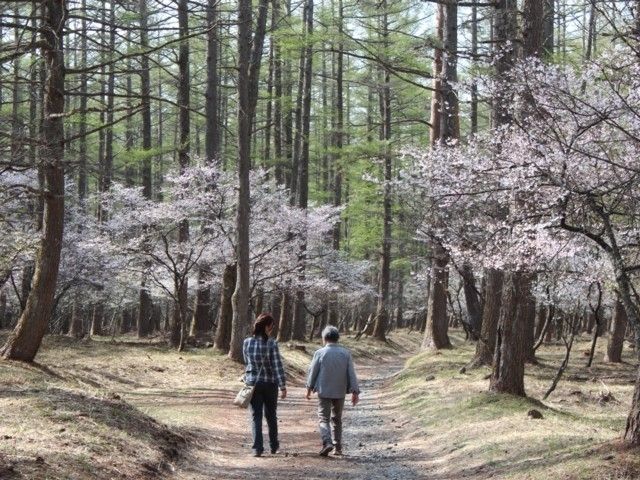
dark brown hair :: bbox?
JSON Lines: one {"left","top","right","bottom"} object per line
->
{"left": 253, "top": 313, "right": 275, "bottom": 341}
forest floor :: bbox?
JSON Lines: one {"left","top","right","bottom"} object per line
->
{"left": 1, "top": 328, "right": 639, "bottom": 479}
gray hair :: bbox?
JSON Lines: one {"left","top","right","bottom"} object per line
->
{"left": 322, "top": 325, "right": 340, "bottom": 343}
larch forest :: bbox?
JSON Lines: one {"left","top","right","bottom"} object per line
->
{"left": 2, "top": 0, "right": 640, "bottom": 479}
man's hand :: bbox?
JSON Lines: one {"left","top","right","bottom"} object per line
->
{"left": 351, "top": 392, "right": 359, "bottom": 406}
{"left": 280, "top": 388, "right": 287, "bottom": 400}
{"left": 306, "top": 388, "right": 312, "bottom": 400}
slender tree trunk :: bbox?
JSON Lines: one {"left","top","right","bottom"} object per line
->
{"left": 523, "top": 291, "right": 537, "bottom": 363}
{"left": 170, "top": 0, "right": 192, "bottom": 350}
{"left": 68, "top": 302, "right": 84, "bottom": 338}
{"left": 1, "top": 0, "right": 66, "bottom": 362}
{"left": 90, "top": 303, "right": 104, "bottom": 337}
{"left": 543, "top": 0, "right": 554, "bottom": 57}
{"left": 205, "top": 0, "right": 220, "bottom": 164}
{"left": 0, "top": 289, "right": 7, "bottom": 329}
{"left": 291, "top": 0, "right": 314, "bottom": 342}
{"left": 372, "top": 3, "right": 392, "bottom": 341}
{"left": 429, "top": 4, "right": 443, "bottom": 147}
{"left": 137, "top": 0, "right": 154, "bottom": 338}
{"left": 229, "top": 0, "right": 270, "bottom": 362}
{"left": 78, "top": 0, "right": 88, "bottom": 200}
{"left": 470, "top": 4, "right": 478, "bottom": 135}
{"left": 332, "top": 0, "right": 344, "bottom": 249}
{"left": 623, "top": 2, "right": 640, "bottom": 445}
{"left": 214, "top": 263, "right": 236, "bottom": 352}
{"left": 273, "top": 0, "right": 284, "bottom": 184}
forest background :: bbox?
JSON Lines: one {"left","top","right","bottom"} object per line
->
{"left": 2, "top": 0, "right": 640, "bottom": 478}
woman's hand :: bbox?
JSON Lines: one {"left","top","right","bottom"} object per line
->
{"left": 280, "top": 388, "right": 287, "bottom": 400}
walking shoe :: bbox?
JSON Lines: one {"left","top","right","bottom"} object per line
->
{"left": 270, "top": 448, "right": 280, "bottom": 455}
{"left": 333, "top": 444, "right": 343, "bottom": 455}
{"left": 319, "top": 443, "right": 334, "bottom": 456}
{"left": 252, "top": 450, "right": 262, "bottom": 457}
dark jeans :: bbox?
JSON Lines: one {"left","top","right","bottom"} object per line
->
{"left": 249, "top": 381, "right": 279, "bottom": 453}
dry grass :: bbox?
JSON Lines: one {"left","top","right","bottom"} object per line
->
{"left": 390, "top": 330, "right": 640, "bottom": 479}
{"left": 5, "top": 327, "right": 635, "bottom": 479}
{"left": 0, "top": 329, "right": 418, "bottom": 479}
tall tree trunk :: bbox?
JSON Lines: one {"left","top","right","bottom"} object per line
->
{"left": 372, "top": 2, "right": 391, "bottom": 341}
{"left": 273, "top": 0, "right": 284, "bottom": 184}
{"left": 171, "top": 0, "right": 192, "bottom": 350}
{"left": 68, "top": 302, "right": 84, "bottom": 338}
{"left": 461, "top": 263, "right": 482, "bottom": 340}
{"left": 229, "top": 0, "right": 270, "bottom": 362}
{"left": 422, "top": 244, "right": 452, "bottom": 350}
{"left": 137, "top": 0, "right": 154, "bottom": 338}
{"left": 331, "top": 0, "right": 344, "bottom": 249}
{"left": 291, "top": 0, "right": 314, "bottom": 342}
{"left": 90, "top": 303, "right": 104, "bottom": 337}
{"left": 78, "top": 0, "right": 88, "bottom": 200}
{"left": 440, "top": 0, "right": 459, "bottom": 142}
{"left": 205, "top": 0, "right": 220, "bottom": 162}
{"left": 1, "top": 0, "right": 66, "bottom": 362}
{"left": 277, "top": 290, "right": 293, "bottom": 342}
{"left": 523, "top": 291, "right": 537, "bottom": 363}
{"left": 623, "top": 4, "right": 640, "bottom": 444}
{"left": 543, "top": 0, "right": 554, "bottom": 57}
{"left": 470, "top": 4, "right": 478, "bottom": 135}
{"left": 490, "top": 272, "right": 529, "bottom": 396}
{"left": 191, "top": 276, "right": 212, "bottom": 339}
{"left": 469, "top": 269, "right": 503, "bottom": 368}
{"left": 214, "top": 263, "right": 236, "bottom": 352}
{"left": 0, "top": 289, "right": 7, "bottom": 329}
{"left": 429, "top": 4, "right": 443, "bottom": 147}
{"left": 606, "top": 299, "right": 628, "bottom": 363}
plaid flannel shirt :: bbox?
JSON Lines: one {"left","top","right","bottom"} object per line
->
{"left": 243, "top": 336, "right": 286, "bottom": 390}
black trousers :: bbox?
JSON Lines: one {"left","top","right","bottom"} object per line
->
{"left": 249, "top": 381, "right": 279, "bottom": 453}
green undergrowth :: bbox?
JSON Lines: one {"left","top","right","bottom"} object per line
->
{"left": 392, "top": 331, "right": 640, "bottom": 479}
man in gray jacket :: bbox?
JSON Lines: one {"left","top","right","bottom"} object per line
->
{"left": 306, "top": 325, "right": 360, "bottom": 456}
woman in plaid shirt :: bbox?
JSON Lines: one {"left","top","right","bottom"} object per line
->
{"left": 242, "top": 313, "right": 287, "bottom": 457}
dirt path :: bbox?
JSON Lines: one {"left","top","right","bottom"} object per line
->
{"left": 138, "top": 353, "right": 432, "bottom": 480}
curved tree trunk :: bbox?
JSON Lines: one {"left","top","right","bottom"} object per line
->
{"left": 1, "top": 0, "right": 66, "bottom": 362}
{"left": 0, "top": 0, "right": 66, "bottom": 362}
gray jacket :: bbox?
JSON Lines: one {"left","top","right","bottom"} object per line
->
{"left": 307, "top": 343, "right": 360, "bottom": 399}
